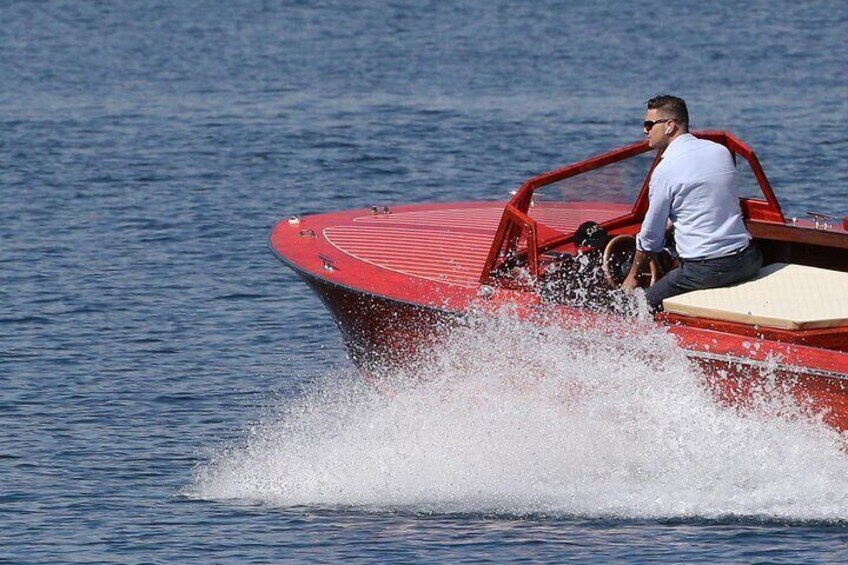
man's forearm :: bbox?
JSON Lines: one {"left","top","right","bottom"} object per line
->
{"left": 629, "top": 250, "right": 652, "bottom": 278}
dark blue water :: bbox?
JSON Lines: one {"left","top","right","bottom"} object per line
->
{"left": 3, "top": 1, "right": 848, "bottom": 562}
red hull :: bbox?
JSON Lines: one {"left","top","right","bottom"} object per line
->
{"left": 287, "top": 263, "right": 848, "bottom": 431}
{"left": 295, "top": 267, "right": 461, "bottom": 372}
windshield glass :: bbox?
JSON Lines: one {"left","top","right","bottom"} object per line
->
{"left": 527, "top": 151, "right": 655, "bottom": 230}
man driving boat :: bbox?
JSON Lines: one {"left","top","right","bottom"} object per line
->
{"left": 622, "top": 95, "right": 762, "bottom": 311}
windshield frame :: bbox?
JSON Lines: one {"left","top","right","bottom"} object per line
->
{"left": 479, "top": 131, "right": 784, "bottom": 285}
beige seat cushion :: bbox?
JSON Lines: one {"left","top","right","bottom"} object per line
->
{"left": 662, "top": 263, "right": 848, "bottom": 330}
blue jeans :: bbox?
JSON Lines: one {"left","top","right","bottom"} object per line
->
{"left": 645, "top": 243, "right": 763, "bottom": 312}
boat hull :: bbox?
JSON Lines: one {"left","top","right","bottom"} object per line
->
{"left": 289, "top": 262, "right": 848, "bottom": 431}
{"left": 296, "top": 267, "right": 461, "bottom": 373}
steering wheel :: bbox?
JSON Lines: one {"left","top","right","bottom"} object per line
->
{"left": 601, "top": 234, "right": 663, "bottom": 288}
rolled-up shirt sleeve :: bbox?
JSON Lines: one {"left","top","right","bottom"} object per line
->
{"left": 636, "top": 173, "right": 672, "bottom": 253}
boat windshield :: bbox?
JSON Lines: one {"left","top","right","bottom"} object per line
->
{"left": 537, "top": 151, "right": 653, "bottom": 205}
{"left": 481, "top": 132, "right": 786, "bottom": 285}
{"left": 736, "top": 156, "right": 767, "bottom": 200}
{"left": 526, "top": 151, "right": 655, "bottom": 227}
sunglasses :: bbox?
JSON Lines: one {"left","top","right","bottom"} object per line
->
{"left": 643, "top": 118, "right": 673, "bottom": 134}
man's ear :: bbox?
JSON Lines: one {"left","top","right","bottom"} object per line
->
{"left": 664, "top": 125, "right": 673, "bottom": 135}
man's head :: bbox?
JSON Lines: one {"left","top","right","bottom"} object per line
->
{"left": 644, "top": 95, "right": 689, "bottom": 150}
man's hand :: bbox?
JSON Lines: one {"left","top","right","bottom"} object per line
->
{"left": 621, "top": 272, "right": 641, "bottom": 290}
{"left": 621, "top": 249, "right": 653, "bottom": 291}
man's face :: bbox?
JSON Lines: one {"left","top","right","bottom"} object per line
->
{"left": 643, "top": 108, "right": 672, "bottom": 150}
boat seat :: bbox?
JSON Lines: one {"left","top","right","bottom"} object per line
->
{"left": 662, "top": 262, "right": 848, "bottom": 330}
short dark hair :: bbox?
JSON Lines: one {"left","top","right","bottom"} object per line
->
{"left": 647, "top": 95, "right": 689, "bottom": 130}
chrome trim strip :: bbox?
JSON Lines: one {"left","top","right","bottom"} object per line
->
{"left": 685, "top": 349, "right": 848, "bottom": 381}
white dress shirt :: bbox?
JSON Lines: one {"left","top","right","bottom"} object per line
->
{"left": 636, "top": 133, "right": 751, "bottom": 260}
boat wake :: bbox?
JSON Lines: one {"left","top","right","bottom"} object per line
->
{"left": 189, "top": 312, "right": 848, "bottom": 521}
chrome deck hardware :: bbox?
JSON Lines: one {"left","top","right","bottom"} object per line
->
{"left": 318, "top": 254, "right": 336, "bottom": 272}
{"left": 477, "top": 285, "right": 495, "bottom": 299}
{"left": 807, "top": 212, "right": 836, "bottom": 230}
{"left": 370, "top": 205, "right": 391, "bottom": 215}
{"left": 288, "top": 215, "right": 301, "bottom": 225}
{"left": 298, "top": 228, "right": 316, "bottom": 238}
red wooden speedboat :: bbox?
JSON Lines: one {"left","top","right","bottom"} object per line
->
{"left": 271, "top": 132, "right": 848, "bottom": 430}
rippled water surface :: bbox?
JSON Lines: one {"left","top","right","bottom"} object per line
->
{"left": 3, "top": 1, "right": 848, "bottom": 562}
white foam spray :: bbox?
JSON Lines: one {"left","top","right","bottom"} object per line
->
{"left": 189, "top": 311, "right": 848, "bottom": 520}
